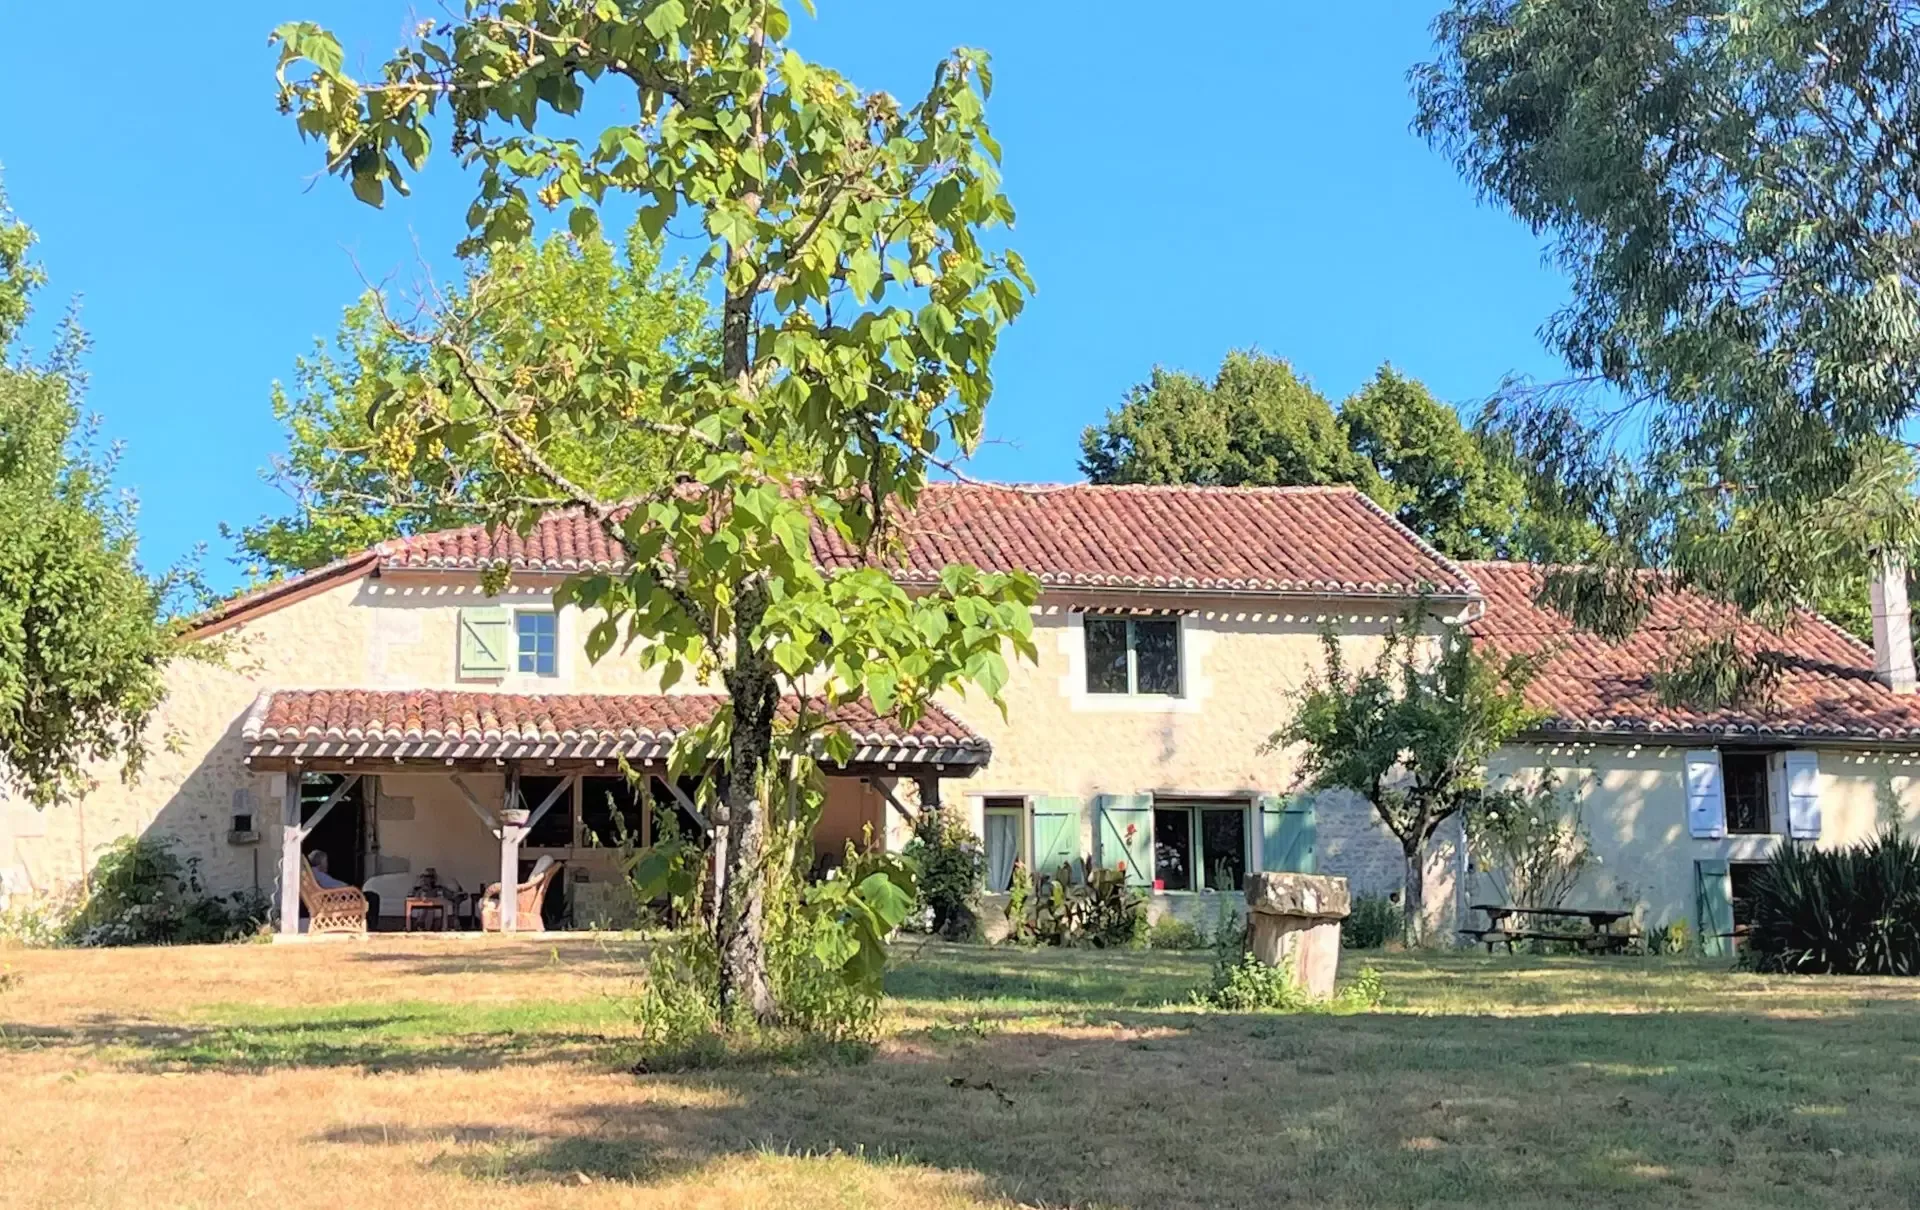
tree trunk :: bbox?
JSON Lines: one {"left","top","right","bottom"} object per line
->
{"left": 1401, "top": 841, "right": 1425, "bottom": 947}
{"left": 714, "top": 584, "right": 778, "bottom": 1025}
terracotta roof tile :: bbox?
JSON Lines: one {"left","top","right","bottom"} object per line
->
{"left": 240, "top": 689, "right": 988, "bottom": 765}
{"left": 1466, "top": 561, "right": 1920, "bottom": 743}
{"left": 377, "top": 483, "right": 1478, "bottom": 598}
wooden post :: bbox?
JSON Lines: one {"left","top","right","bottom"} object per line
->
{"left": 499, "top": 768, "right": 521, "bottom": 933}
{"left": 278, "top": 772, "right": 303, "bottom": 937}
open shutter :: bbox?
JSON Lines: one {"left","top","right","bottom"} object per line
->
{"left": 1031, "top": 796, "right": 1083, "bottom": 884}
{"left": 459, "top": 607, "right": 510, "bottom": 678}
{"left": 1259, "top": 794, "right": 1316, "bottom": 874}
{"left": 1696, "top": 858, "right": 1733, "bottom": 958}
{"left": 1684, "top": 750, "right": 1726, "bottom": 839}
{"left": 1096, "top": 794, "right": 1155, "bottom": 886}
{"left": 1784, "top": 750, "right": 1823, "bottom": 840}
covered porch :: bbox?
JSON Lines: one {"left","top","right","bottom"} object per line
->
{"left": 240, "top": 688, "right": 989, "bottom": 936}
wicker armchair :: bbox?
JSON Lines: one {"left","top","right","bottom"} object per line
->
{"left": 299, "top": 858, "right": 369, "bottom": 935}
{"left": 482, "top": 857, "right": 562, "bottom": 931}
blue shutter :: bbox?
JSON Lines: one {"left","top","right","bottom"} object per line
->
{"left": 1031, "top": 796, "right": 1083, "bottom": 884}
{"left": 1696, "top": 858, "right": 1733, "bottom": 958}
{"left": 1096, "top": 794, "right": 1155, "bottom": 886}
{"left": 1259, "top": 794, "right": 1316, "bottom": 873}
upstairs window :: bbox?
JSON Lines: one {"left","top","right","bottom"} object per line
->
{"left": 1721, "top": 752, "right": 1772, "bottom": 834}
{"left": 1085, "top": 616, "right": 1181, "bottom": 696}
{"left": 516, "top": 611, "right": 558, "bottom": 677}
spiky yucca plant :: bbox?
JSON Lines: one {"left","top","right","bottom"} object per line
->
{"left": 1746, "top": 830, "right": 1920, "bottom": 976}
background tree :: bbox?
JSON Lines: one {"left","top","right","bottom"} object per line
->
{"left": 0, "top": 186, "right": 177, "bottom": 806}
{"left": 273, "top": 0, "right": 1038, "bottom": 1022}
{"left": 1273, "top": 619, "right": 1543, "bottom": 942}
{"left": 1079, "top": 350, "right": 1365, "bottom": 489}
{"left": 1082, "top": 350, "right": 1585, "bottom": 560}
{"left": 228, "top": 222, "right": 714, "bottom": 578}
{"left": 1415, "top": 0, "right": 1920, "bottom": 623}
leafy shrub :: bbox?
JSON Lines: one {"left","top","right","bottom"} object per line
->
{"left": 902, "top": 805, "right": 985, "bottom": 939}
{"left": 1013, "top": 863, "right": 1148, "bottom": 948}
{"left": 630, "top": 824, "right": 917, "bottom": 1069}
{"left": 1147, "top": 915, "right": 1207, "bottom": 950}
{"left": 1466, "top": 768, "right": 1594, "bottom": 908}
{"left": 1002, "top": 861, "right": 1032, "bottom": 941}
{"left": 64, "top": 837, "right": 269, "bottom": 947}
{"left": 0, "top": 889, "right": 78, "bottom": 948}
{"left": 1642, "top": 919, "right": 1691, "bottom": 955}
{"left": 1342, "top": 894, "right": 1398, "bottom": 950}
{"left": 1746, "top": 829, "right": 1920, "bottom": 975}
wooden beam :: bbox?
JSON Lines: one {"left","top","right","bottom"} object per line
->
{"left": 655, "top": 776, "right": 711, "bottom": 835}
{"left": 300, "top": 773, "right": 362, "bottom": 835}
{"left": 450, "top": 774, "right": 502, "bottom": 838}
{"left": 876, "top": 778, "right": 917, "bottom": 826}
{"left": 500, "top": 768, "right": 523, "bottom": 933}
{"left": 278, "top": 773, "right": 302, "bottom": 937}
{"left": 526, "top": 773, "right": 574, "bottom": 831}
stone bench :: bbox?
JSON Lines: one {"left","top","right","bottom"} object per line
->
{"left": 1244, "top": 871, "right": 1352, "bottom": 999}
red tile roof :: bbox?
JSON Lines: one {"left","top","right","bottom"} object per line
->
{"left": 241, "top": 689, "right": 988, "bottom": 766}
{"left": 374, "top": 483, "right": 1478, "bottom": 598}
{"left": 1466, "top": 561, "right": 1920, "bottom": 742}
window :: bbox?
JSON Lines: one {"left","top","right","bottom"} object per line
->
{"left": 1084, "top": 615, "right": 1181, "bottom": 696}
{"left": 1722, "top": 752, "right": 1772, "bottom": 834}
{"left": 516, "top": 611, "right": 558, "bottom": 677}
{"left": 520, "top": 776, "right": 575, "bottom": 848}
{"left": 1151, "top": 801, "right": 1248, "bottom": 891}
{"left": 983, "top": 797, "right": 1026, "bottom": 893}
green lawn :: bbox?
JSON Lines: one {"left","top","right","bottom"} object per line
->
{"left": 2, "top": 938, "right": 1918, "bottom": 1208}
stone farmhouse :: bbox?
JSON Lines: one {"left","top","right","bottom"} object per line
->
{"left": 5, "top": 482, "right": 1920, "bottom": 947}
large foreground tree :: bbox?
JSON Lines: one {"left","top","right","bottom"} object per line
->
{"left": 273, "top": 0, "right": 1038, "bottom": 1020}
{"left": 1415, "top": 0, "right": 1920, "bottom": 624}
{"left": 229, "top": 222, "right": 714, "bottom": 578}
{"left": 0, "top": 187, "right": 175, "bottom": 805}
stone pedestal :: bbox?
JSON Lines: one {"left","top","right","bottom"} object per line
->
{"left": 1244, "top": 872, "right": 1352, "bottom": 1000}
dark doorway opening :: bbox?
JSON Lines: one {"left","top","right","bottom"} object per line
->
{"left": 300, "top": 775, "right": 367, "bottom": 886}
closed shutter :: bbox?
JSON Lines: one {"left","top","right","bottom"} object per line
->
{"left": 459, "top": 607, "right": 510, "bottom": 678}
{"left": 1095, "top": 794, "right": 1155, "bottom": 886}
{"left": 1031, "top": 796, "right": 1083, "bottom": 884}
{"left": 1696, "top": 858, "right": 1733, "bottom": 958}
{"left": 1684, "top": 750, "right": 1727, "bottom": 839}
{"left": 1784, "top": 750, "right": 1823, "bottom": 840}
{"left": 1259, "top": 794, "right": 1317, "bottom": 874}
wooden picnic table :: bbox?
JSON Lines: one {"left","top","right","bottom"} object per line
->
{"left": 1460, "top": 904, "right": 1637, "bottom": 954}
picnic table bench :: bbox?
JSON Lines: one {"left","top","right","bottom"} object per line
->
{"left": 1459, "top": 904, "right": 1637, "bottom": 954}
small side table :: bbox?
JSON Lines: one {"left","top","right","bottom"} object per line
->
{"left": 404, "top": 896, "right": 449, "bottom": 932}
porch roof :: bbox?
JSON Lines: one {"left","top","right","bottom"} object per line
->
{"left": 240, "top": 688, "right": 990, "bottom": 770}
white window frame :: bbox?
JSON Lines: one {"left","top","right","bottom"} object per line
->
{"left": 1084, "top": 614, "right": 1185, "bottom": 697}
{"left": 1149, "top": 798, "right": 1251, "bottom": 892}
{"left": 981, "top": 796, "right": 1029, "bottom": 893}
{"left": 514, "top": 609, "right": 559, "bottom": 678}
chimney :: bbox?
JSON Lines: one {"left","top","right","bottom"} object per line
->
{"left": 1871, "top": 549, "right": 1917, "bottom": 694}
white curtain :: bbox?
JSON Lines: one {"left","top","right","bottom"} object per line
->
{"left": 986, "top": 812, "right": 1018, "bottom": 892}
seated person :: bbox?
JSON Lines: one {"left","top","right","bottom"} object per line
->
{"left": 308, "top": 850, "right": 378, "bottom": 920}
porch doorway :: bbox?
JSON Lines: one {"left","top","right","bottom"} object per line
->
{"left": 300, "top": 774, "right": 366, "bottom": 886}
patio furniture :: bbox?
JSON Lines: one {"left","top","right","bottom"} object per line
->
{"left": 1459, "top": 904, "right": 1636, "bottom": 954}
{"left": 404, "top": 896, "right": 450, "bottom": 932}
{"left": 481, "top": 856, "right": 561, "bottom": 931}
{"left": 298, "top": 858, "right": 369, "bottom": 935}
{"left": 362, "top": 873, "right": 414, "bottom": 929}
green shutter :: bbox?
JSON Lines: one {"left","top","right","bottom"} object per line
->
{"left": 1096, "top": 794, "right": 1155, "bottom": 887}
{"left": 1696, "top": 858, "right": 1733, "bottom": 958}
{"left": 459, "top": 607, "right": 510, "bottom": 678}
{"left": 1259, "top": 794, "right": 1317, "bottom": 873}
{"left": 1031, "top": 796, "right": 1083, "bottom": 884}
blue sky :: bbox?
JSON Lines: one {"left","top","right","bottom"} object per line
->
{"left": 0, "top": 1, "right": 1571, "bottom": 594}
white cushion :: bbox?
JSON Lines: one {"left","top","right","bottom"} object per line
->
{"left": 361, "top": 873, "right": 414, "bottom": 916}
{"left": 528, "top": 855, "right": 556, "bottom": 882}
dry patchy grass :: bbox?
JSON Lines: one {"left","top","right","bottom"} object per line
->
{"left": 2, "top": 936, "right": 1919, "bottom": 1208}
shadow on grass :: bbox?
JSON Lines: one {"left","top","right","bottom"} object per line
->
{"left": 297, "top": 998, "right": 1920, "bottom": 1209}
{"left": 0, "top": 1008, "right": 629, "bottom": 1073}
